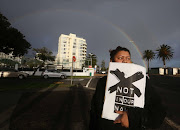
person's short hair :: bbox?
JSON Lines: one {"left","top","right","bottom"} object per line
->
{"left": 109, "top": 46, "right": 131, "bottom": 62}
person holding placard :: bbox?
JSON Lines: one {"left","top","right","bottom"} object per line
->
{"left": 89, "top": 46, "right": 166, "bottom": 130}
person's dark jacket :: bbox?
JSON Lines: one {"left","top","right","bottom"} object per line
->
{"left": 89, "top": 76, "right": 166, "bottom": 130}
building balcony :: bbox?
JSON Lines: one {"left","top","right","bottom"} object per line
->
{"left": 79, "top": 47, "right": 87, "bottom": 50}
{"left": 79, "top": 52, "right": 86, "bottom": 54}
{"left": 79, "top": 54, "right": 86, "bottom": 57}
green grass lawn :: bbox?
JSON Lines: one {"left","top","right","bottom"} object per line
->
{"left": 0, "top": 77, "right": 72, "bottom": 91}
{"left": 67, "top": 76, "right": 91, "bottom": 79}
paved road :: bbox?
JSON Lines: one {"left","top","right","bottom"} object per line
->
{"left": 88, "top": 76, "right": 102, "bottom": 89}
{"left": 153, "top": 85, "right": 180, "bottom": 125}
{"left": 150, "top": 75, "right": 180, "bottom": 129}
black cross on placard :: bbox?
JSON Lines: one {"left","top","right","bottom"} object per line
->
{"left": 108, "top": 69, "right": 144, "bottom": 97}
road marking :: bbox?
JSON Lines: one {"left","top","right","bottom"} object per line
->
{"left": 86, "top": 87, "right": 95, "bottom": 90}
{"left": 85, "top": 77, "right": 92, "bottom": 88}
{"left": 165, "top": 117, "right": 180, "bottom": 129}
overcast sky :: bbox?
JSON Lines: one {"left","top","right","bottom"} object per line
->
{"left": 0, "top": 0, "right": 180, "bottom": 68}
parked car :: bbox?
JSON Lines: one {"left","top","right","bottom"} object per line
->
{"left": 97, "top": 71, "right": 106, "bottom": 74}
{"left": 42, "top": 70, "right": 67, "bottom": 79}
{"left": 18, "top": 68, "right": 34, "bottom": 76}
{"left": 101, "top": 71, "right": 106, "bottom": 74}
{"left": 0, "top": 68, "right": 28, "bottom": 79}
{"left": 18, "top": 68, "right": 45, "bottom": 76}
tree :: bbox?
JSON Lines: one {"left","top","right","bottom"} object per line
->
{"left": 85, "top": 53, "right": 97, "bottom": 67}
{"left": 143, "top": 50, "right": 155, "bottom": 73}
{"left": 26, "top": 59, "right": 43, "bottom": 68}
{"left": 101, "top": 60, "right": 106, "bottom": 71}
{"left": 0, "top": 12, "right": 31, "bottom": 57}
{"left": 156, "top": 44, "right": 173, "bottom": 68}
{"left": 0, "top": 12, "right": 11, "bottom": 54}
{"left": 0, "top": 12, "right": 11, "bottom": 30}
{"left": 0, "top": 59, "right": 19, "bottom": 67}
{"left": 33, "top": 47, "right": 55, "bottom": 66}
{"left": 20, "top": 57, "right": 42, "bottom": 68}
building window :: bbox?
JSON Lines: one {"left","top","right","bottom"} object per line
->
{"left": 73, "top": 53, "right": 76, "bottom": 55}
{"left": 73, "top": 46, "right": 76, "bottom": 48}
{"left": 64, "top": 52, "right": 66, "bottom": 54}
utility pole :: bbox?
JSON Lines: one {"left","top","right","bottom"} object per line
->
{"left": 71, "top": 56, "right": 76, "bottom": 85}
{"left": 71, "top": 61, "right": 73, "bottom": 85}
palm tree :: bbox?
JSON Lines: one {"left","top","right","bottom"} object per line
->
{"left": 143, "top": 50, "right": 155, "bottom": 73}
{"left": 156, "top": 44, "right": 173, "bottom": 68}
{"left": 101, "top": 60, "right": 106, "bottom": 71}
{"left": 85, "top": 53, "right": 97, "bottom": 67}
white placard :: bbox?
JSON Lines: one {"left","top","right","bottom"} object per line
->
{"left": 102, "top": 62, "right": 146, "bottom": 121}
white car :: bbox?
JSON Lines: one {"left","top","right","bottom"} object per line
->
{"left": 42, "top": 70, "right": 67, "bottom": 79}
{"left": 18, "top": 68, "right": 45, "bottom": 76}
{"left": 0, "top": 68, "right": 28, "bottom": 79}
{"left": 101, "top": 71, "right": 106, "bottom": 74}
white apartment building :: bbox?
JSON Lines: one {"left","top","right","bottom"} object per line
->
{"left": 56, "top": 33, "right": 87, "bottom": 69}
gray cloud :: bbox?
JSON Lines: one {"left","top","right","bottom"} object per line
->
{"left": 0, "top": 0, "right": 179, "bottom": 68}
